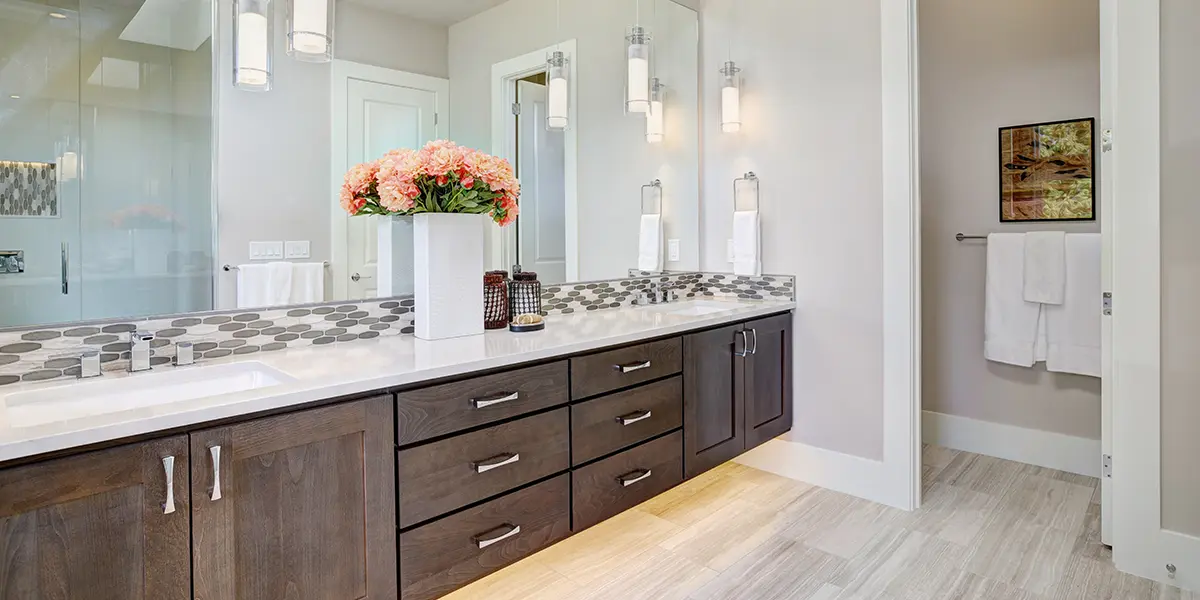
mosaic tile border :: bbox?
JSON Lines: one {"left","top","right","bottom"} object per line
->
{"left": 0, "top": 161, "right": 58, "bottom": 218}
{"left": 539, "top": 272, "right": 795, "bottom": 316}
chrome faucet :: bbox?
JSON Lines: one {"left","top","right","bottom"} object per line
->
{"left": 129, "top": 330, "right": 155, "bottom": 372}
{"left": 52, "top": 349, "right": 103, "bottom": 379}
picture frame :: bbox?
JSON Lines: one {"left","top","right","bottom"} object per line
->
{"left": 998, "top": 117, "right": 1096, "bottom": 222}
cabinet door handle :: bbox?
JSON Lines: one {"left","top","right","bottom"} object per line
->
{"left": 749, "top": 328, "right": 759, "bottom": 355}
{"left": 60, "top": 242, "right": 69, "bottom": 295}
{"left": 617, "top": 468, "right": 653, "bottom": 487}
{"left": 471, "top": 391, "right": 519, "bottom": 409}
{"left": 473, "top": 523, "right": 521, "bottom": 549}
{"left": 735, "top": 330, "right": 749, "bottom": 358}
{"left": 209, "top": 445, "right": 222, "bottom": 501}
{"left": 615, "top": 410, "right": 653, "bottom": 426}
{"left": 162, "top": 455, "right": 176, "bottom": 515}
{"left": 615, "top": 360, "right": 652, "bottom": 374}
{"left": 472, "top": 452, "right": 520, "bottom": 474}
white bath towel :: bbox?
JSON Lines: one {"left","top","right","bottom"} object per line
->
{"left": 1024, "top": 231, "right": 1066, "bottom": 305}
{"left": 237, "top": 262, "right": 293, "bottom": 308}
{"left": 290, "top": 262, "right": 325, "bottom": 304}
{"left": 732, "top": 210, "right": 761, "bottom": 276}
{"left": 638, "top": 214, "right": 663, "bottom": 272}
{"left": 1045, "top": 234, "right": 1101, "bottom": 377}
{"left": 985, "top": 233, "right": 1046, "bottom": 367}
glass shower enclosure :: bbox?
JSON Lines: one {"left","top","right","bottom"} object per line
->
{"left": 0, "top": 0, "right": 213, "bottom": 328}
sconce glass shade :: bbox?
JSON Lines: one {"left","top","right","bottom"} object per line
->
{"left": 646, "top": 78, "right": 665, "bottom": 143}
{"left": 720, "top": 61, "right": 742, "bottom": 133}
{"left": 547, "top": 50, "right": 569, "bottom": 130}
{"left": 286, "top": 0, "right": 332, "bottom": 62}
{"left": 625, "top": 25, "right": 652, "bottom": 113}
{"left": 234, "top": 0, "right": 272, "bottom": 91}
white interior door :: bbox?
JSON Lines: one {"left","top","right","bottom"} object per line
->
{"left": 331, "top": 62, "right": 447, "bottom": 300}
{"left": 1111, "top": 0, "right": 1200, "bottom": 591}
{"left": 1099, "top": 0, "right": 1115, "bottom": 547}
{"left": 515, "top": 80, "right": 567, "bottom": 284}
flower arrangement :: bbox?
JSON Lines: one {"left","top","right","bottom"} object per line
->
{"left": 340, "top": 140, "right": 520, "bottom": 226}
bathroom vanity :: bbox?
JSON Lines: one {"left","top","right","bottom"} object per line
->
{"left": 0, "top": 301, "right": 793, "bottom": 600}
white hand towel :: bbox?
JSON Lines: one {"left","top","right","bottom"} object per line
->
{"left": 985, "top": 233, "right": 1045, "bottom": 367}
{"left": 732, "top": 210, "right": 761, "bottom": 276}
{"left": 237, "top": 262, "right": 293, "bottom": 308}
{"left": 1045, "top": 234, "right": 1101, "bottom": 377}
{"left": 638, "top": 214, "right": 663, "bottom": 272}
{"left": 1024, "top": 231, "right": 1066, "bottom": 305}
{"left": 290, "top": 262, "right": 325, "bottom": 304}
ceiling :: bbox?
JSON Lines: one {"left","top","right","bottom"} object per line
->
{"left": 348, "top": 0, "right": 510, "bottom": 25}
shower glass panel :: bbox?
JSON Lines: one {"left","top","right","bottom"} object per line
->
{"left": 0, "top": 0, "right": 213, "bottom": 329}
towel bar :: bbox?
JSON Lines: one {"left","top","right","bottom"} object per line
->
{"left": 955, "top": 233, "right": 988, "bottom": 241}
{"left": 223, "top": 261, "right": 330, "bottom": 272}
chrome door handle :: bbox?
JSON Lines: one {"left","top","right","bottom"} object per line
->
{"left": 735, "top": 330, "right": 749, "bottom": 357}
{"left": 472, "top": 453, "right": 520, "bottom": 474}
{"left": 209, "top": 445, "right": 222, "bottom": 501}
{"left": 615, "top": 360, "right": 651, "bottom": 374}
{"left": 162, "top": 455, "right": 176, "bottom": 514}
{"left": 617, "top": 468, "right": 653, "bottom": 487}
{"left": 749, "top": 329, "right": 759, "bottom": 355}
{"left": 616, "top": 410, "right": 653, "bottom": 426}
{"left": 473, "top": 524, "right": 521, "bottom": 549}
{"left": 351, "top": 272, "right": 374, "bottom": 282}
{"left": 471, "top": 392, "right": 519, "bottom": 409}
{"left": 60, "top": 242, "right": 68, "bottom": 295}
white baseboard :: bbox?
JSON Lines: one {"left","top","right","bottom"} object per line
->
{"left": 734, "top": 439, "right": 912, "bottom": 510}
{"left": 922, "top": 410, "right": 1101, "bottom": 478}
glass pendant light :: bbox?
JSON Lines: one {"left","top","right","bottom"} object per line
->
{"left": 720, "top": 61, "right": 742, "bottom": 133}
{"left": 234, "top": 0, "right": 272, "bottom": 91}
{"left": 625, "top": 0, "right": 652, "bottom": 114}
{"left": 546, "top": 0, "right": 569, "bottom": 130}
{"left": 646, "top": 78, "right": 665, "bottom": 143}
{"left": 286, "top": 0, "right": 333, "bottom": 62}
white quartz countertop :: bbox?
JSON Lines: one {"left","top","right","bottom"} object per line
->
{"left": 0, "top": 298, "right": 794, "bottom": 463}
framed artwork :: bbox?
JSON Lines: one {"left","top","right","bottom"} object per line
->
{"left": 999, "top": 117, "right": 1095, "bottom": 222}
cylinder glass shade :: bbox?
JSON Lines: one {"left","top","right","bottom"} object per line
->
{"left": 646, "top": 78, "right": 665, "bottom": 143}
{"left": 625, "top": 26, "right": 652, "bottom": 113}
{"left": 234, "top": 0, "right": 272, "bottom": 91}
{"left": 720, "top": 61, "right": 742, "bottom": 133}
{"left": 546, "top": 50, "right": 569, "bottom": 130}
{"left": 286, "top": 0, "right": 332, "bottom": 62}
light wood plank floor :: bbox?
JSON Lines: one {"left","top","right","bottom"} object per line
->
{"left": 444, "top": 446, "right": 1197, "bottom": 600}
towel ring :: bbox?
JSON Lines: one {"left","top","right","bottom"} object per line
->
{"left": 734, "top": 172, "right": 759, "bottom": 212}
{"left": 641, "top": 179, "right": 662, "bottom": 216}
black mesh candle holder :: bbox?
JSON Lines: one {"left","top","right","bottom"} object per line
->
{"left": 509, "top": 272, "right": 542, "bottom": 318}
{"left": 484, "top": 271, "right": 509, "bottom": 330}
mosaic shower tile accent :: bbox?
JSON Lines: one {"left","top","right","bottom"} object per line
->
{"left": 0, "top": 161, "right": 57, "bottom": 218}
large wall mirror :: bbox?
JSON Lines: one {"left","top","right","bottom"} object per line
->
{"left": 0, "top": 0, "right": 700, "bottom": 329}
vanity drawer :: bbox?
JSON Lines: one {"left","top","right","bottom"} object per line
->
{"left": 570, "top": 337, "right": 683, "bottom": 399}
{"left": 396, "top": 361, "right": 569, "bottom": 445}
{"left": 400, "top": 474, "right": 571, "bottom": 600}
{"left": 571, "top": 376, "right": 683, "bottom": 466}
{"left": 398, "top": 408, "right": 570, "bottom": 528}
{"left": 572, "top": 431, "right": 683, "bottom": 531}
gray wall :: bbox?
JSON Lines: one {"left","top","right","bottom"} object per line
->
{"left": 919, "top": 0, "right": 1102, "bottom": 440}
{"left": 1161, "top": 0, "right": 1200, "bottom": 538}
{"left": 336, "top": 3, "right": 449, "bottom": 78}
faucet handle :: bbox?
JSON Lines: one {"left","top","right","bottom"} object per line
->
{"left": 51, "top": 349, "right": 103, "bottom": 379}
{"left": 174, "top": 340, "right": 208, "bottom": 367}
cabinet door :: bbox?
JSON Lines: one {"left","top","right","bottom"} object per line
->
{"left": 191, "top": 397, "right": 396, "bottom": 600}
{"left": 0, "top": 436, "right": 190, "bottom": 600}
{"left": 744, "top": 313, "right": 794, "bottom": 450}
{"left": 683, "top": 324, "right": 746, "bottom": 478}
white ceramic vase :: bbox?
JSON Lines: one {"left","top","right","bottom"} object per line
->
{"left": 377, "top": 215, "right": 415, "bottom": 297}
{"left": 413, "top": 213, "right": 484, "bottom": 340}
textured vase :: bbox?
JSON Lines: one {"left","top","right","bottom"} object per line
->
{"left": 377, "top": 215, "right": 415, "bottom": 297}
{"left": 413, "top": 213, "right": 484, "bottom": 340}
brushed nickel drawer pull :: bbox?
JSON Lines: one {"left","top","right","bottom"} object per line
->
{"left": 615, "top": 360, "right": 652, "bottom": 374}
{"left": 749, "top": 328, "right": 759, "bottom": 355}
{"left": 473, "top": 523, "right": 521, "bottom": 549}
{"left": 471, "top": 391, "right": 520, "bottom": 409}
{"left": 209, "top": 445, "right": 222, "bottom": 501}
{"left": 616, "top": 410, "right": 653, "bottom": 426}
{"left": 617, "top": 468, "right": 653, "bottom": 487}
{"left": 162, "top": 455, "right": 176, "bottom": 515}
{"left": 735, "top": 330, "right": 749, "bottom": 358}
{"left": 472, "top": 452, "right": 521, "bottom": 474}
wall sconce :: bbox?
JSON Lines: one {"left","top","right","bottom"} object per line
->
{"left": 646, "top": 78, "right": 665, "bottom": 143}
{"left": 286, "top": 0, "right": 332, "bottom": 62}
{"left": 546, "top": 50, "right": 570, "bottom": 130}
{"left": 234, "top": 0, "right": 272, "bottom": 91}
{"left": 625, "top": 24, "right": 652, "bottom": 113}
{"left": 720, "top": 61, "right": 742, "bottom": 133}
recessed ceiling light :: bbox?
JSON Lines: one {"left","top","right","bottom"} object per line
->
{"left": 49, "top": 11, "right": 67, "bottom": 18}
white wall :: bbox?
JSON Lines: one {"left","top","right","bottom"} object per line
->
{"left": 919, "top": 0, "right": 1102, "bottom": 440}
{"left": 336, "top": 3, "right": 449, "bottom": 78}
{"left": 702, "top": 0, "right": 885, "bottom": 460}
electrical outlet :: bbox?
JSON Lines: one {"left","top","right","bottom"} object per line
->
{"left": 668, "top": 239, "right": 681, "bottom": 262}
{"left": 249, "top": 241, "right": 284, "bottom": 260}
{"left": 285, "top": 241, "right": 311, "bottom": 259}
{"left": 727, "top": 239, "right": 735, "bottom": 263}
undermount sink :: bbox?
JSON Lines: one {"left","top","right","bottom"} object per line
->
{"left": 3, "top": 362, "right": 296, "bottom": 429}
{"left": 641, "top": 300, "right": 738, "bottom": 317}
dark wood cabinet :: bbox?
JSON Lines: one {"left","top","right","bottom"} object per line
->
{"left": 0, "top": 435, "right": 191, "bottom": 600}
{"left": 570, "top": 337, "right": 683, "bottom": 399}
{"left": 570, "top": 376, "right": 683, "bottom": 466}
{"left": 744, "top": 313, "right": 794, "bottom": 451}
{"left": 190, "top": 396, "right": 397, "bottom": 600}
{"left": 572, "top": 431, "right": 683, "bottom": 531}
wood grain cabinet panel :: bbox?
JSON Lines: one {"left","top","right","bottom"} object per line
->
{"left": 683, "top": 324, "right": 747, "bottom": 479}
{"left": 396, "top": 361, "right": 569, "bottom": 445}
{"left": 400, "top": 475, "right": 571, "bottom": 600}
{"left": 0, "top": 435, "right": 190, "bottom": 600}
{"left": 572, "top": 431, "right": 684, "bottom": 531}
{"left": 744, "top": 313, "right": 794, "bottom": 450}
{"left": 398, "top": 408, "right": 570, "bottom": 528}
{"left": 571, "top": 376, "right": 683, "bottom": 466}
{"left": 570, "top": 337, "right": 682, "bottom": 399}
{"left": 190, "top": 396, "right": 396, "bottom": 600}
